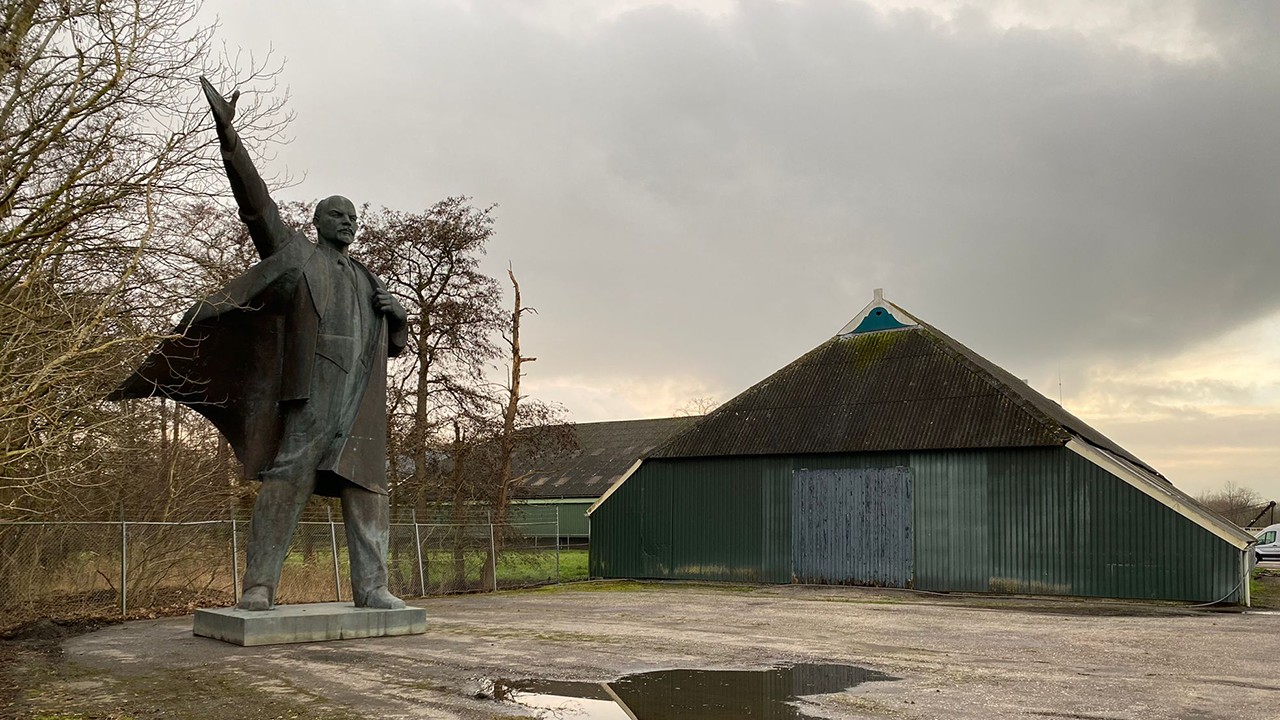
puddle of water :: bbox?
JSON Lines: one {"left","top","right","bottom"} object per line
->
{"left": 491, "top": 663, "right": 898, "bottom": 720}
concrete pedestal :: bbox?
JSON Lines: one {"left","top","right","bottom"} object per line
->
{"left": 193, "top": 602, "right": 428, "bottom": 646}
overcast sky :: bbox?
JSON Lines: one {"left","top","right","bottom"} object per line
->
{"left": 203, "top": 0, "right": 1280, "bottom": 501}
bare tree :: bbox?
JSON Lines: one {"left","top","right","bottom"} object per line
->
{"left": 495, "top": 269, "right": 535, "bottom": 515}
{"left": 0, "top": 0, "right": 290, "bottom": 518}
{"left": 478, "top": 268, "right": 574, "bottom": 589}
{"left": 674, "top": 397, "right": 718, "bottom": 417}
{"left": 1197, "top": 482, "right": 1269, "bottom": 527}
{"left": 356, "top": 199, "right": 503, "bottom": 512}
{"left": 477, "top": 268, "right": 534, "bottom": 589}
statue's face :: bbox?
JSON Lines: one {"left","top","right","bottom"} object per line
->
{"left": 314, "top": 196, "right": 358, "bottom": 247}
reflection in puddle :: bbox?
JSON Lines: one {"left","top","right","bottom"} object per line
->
{"left": 492, "top": 664, "right": 898, "bottom": 720}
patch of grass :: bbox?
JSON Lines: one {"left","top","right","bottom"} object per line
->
{"left": 403, "top": 549, "right": 589, "bottom": 587}
{"left": 676, "top": 582, "right": 761, "bottom": 593}
{"left": 531, "top": 630, "right": 622, "bottom": 644}
{"left": 15, "top": 662, "right": 363, "bottom": 720}
{"left": 811, "top": 597, "right": 908, "bottom": 606}
{"left": 553, "top": 549, "right": 590, "bottom": 582}
{"left": 515, "top": 580, "right": 656, "bottom": 594}
{"left": 515, "top": 579, "right": 763, "bottom": 596}
{"left": 281, "top": 548, "right": 589, "bottom": 597}
{"left": 1250, "top": 568, "right": 1280, "bottom": 609}
{"left": 438, "top": 625, "right": 623, "bottom": 645}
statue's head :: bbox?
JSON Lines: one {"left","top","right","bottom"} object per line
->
{"left": 313, "top": 195, "right": 358, "bottom": 248}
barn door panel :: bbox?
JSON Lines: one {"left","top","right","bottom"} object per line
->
{"left": 792, "top": 467, "right": 913, "bottom": 587}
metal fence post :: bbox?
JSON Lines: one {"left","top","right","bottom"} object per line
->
{"left": 120, "top": 511, "right": 128, "bottom": 617}
{"left": 555, "top": 507, "right": 561, "bottom": 584}
{"left": 412, "top": 508, "right": 426, "bottom": 597}
{"left": 328, "top": 505, "right": 342, "bottom": 602}
{"left": 230, "top": 505, "right": 240, "bottom": 602}
{"left": 488, "top": 519, "right": 498, "bottom": 593}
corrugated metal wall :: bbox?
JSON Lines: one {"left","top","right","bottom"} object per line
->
{"left": 792, "top": 468, "right": 913, "bottom": 587}
{"left": 589, "top": 456, "right": 791, "bottom": 582}
{"left": 589, "top": 447, "right": 1245, "bottom": 603}
{"left": 508, "top": 502, "right": 592, "bottom": 537}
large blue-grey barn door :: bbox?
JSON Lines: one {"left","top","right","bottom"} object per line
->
{"left": 792, "top": 467, "right": 913, "bottom": 587}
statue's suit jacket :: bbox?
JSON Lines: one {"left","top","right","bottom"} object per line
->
{"left": 110, "top": 138, "right": 407, "bottom": 495}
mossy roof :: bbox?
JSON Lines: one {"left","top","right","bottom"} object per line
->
{"left": 652, "top": 320, "right": 1159, "bottom": 477}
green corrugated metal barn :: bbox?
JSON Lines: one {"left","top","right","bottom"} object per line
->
{"left": 509, "top": 417, "right": 697, "bottom": 538}
{"left": 588, "top": 292, "right": 1256, "bottom": 604}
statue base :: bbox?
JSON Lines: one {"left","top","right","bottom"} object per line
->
{"left": 193, "top": 602, "right": 427, "bottom": 646}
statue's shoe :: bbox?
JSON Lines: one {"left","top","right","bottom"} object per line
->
{"left": 237, "top": 585, "right": 272, "bottom": 611}
{"left": 354, "top": 586, "right": 406, "bottom": 610}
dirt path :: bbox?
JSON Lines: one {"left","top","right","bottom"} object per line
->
{"left": 8, "top": 581, "right": 1279, "bottom": 719}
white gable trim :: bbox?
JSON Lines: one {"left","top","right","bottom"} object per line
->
{"left": 1066, "top": 439, "right": 1254, "bottom": 550}
{"left": 837, "top": 290, "right": 920, "bottom": 336}
{"left": 586, "top": 459, "right": 643, "bottom": 516}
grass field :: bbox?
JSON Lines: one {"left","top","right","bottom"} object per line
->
{"left": 388, "top": 548, "right": 589, "bottom": 587}
{"left": 276, "top": 547, "right": 588, "bottom": 599}
{"left": 1251, "top": 566, "right": 1280, "bottom": 609}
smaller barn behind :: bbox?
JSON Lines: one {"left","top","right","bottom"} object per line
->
{"left": 509, "top": 417, "right": 697, "bottom": 539}
{"left": 588, "top": 293, "right": 1255, "bottom": 604}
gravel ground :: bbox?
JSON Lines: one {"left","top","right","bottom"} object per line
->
{"left": 11, "top": 581, "right": 1280, "bottom": 720}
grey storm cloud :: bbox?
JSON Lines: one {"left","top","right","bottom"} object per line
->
{"left": 210, "top": 0, "right": 1280, "bottom": 400}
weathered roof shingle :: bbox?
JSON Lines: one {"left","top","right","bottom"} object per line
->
{"left": 652, "top": 308, "right": 1158, "bottom": 477}
{"left": 512, "top": 417, "right": 699, "bottom": 498}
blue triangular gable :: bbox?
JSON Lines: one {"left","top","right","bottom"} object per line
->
{"left": 849, "top": 306, "right": 909, "bottom": 334}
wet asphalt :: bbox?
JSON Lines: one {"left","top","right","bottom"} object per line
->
{"left": 58, "top": 581, "right": 1280, "bottom": 719}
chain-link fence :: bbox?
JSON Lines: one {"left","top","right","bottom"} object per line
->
{"left": 0, "top": 507, "right": 588, "bottom": 633}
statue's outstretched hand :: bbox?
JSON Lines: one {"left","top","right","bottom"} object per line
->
{"left": 199, "top": 76, "right": 239, "bottom": 146}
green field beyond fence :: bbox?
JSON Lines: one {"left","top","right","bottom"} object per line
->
{"left": 383, "top": 549, "right": 589, "bottom": 588}
{"left": 0, "top": 516, "right": 589, "bottom": 633}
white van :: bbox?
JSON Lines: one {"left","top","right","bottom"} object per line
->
{"left": 1256, "top": 523, "right": 1280, "bottom": 562}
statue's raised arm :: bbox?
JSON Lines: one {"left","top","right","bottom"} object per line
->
{"left": 200, "top": 77, "right": 292, "bottom": 259}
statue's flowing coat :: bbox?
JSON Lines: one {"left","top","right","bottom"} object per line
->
{"left": 111, "top": 233, "right": 407, "bottom": 495}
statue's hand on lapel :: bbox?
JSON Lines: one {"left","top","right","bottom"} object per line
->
{"left": 373, "top": 288, "right": 406, "bottom": 323}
